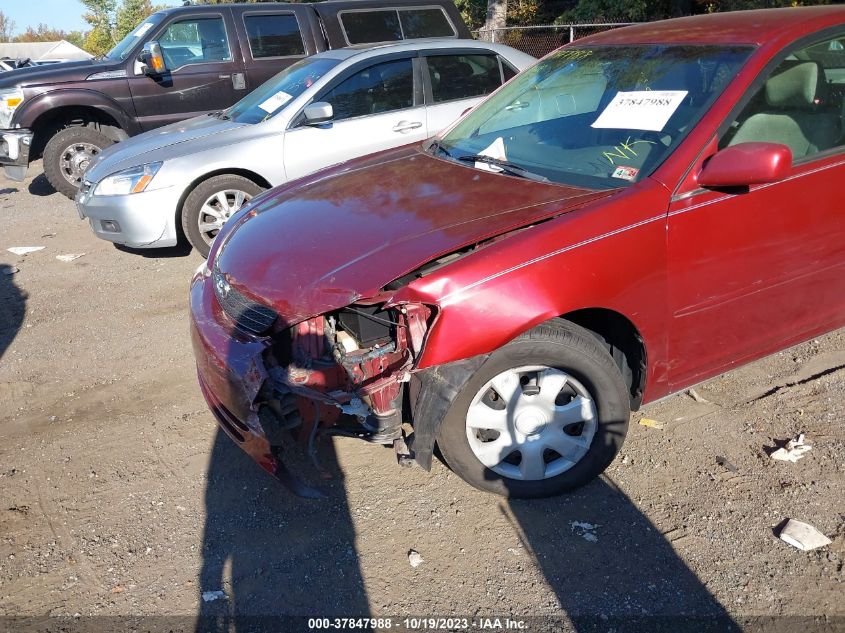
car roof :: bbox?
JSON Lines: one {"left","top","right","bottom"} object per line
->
{"left": 317, "top": 38, "right": 533, "bottom": 60}
{"left": 582, "top": 6, "right": 845, "bottom": 47}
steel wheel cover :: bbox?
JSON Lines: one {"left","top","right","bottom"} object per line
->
{"left": 465, "top": 365, "right": 598, "bottom": 481}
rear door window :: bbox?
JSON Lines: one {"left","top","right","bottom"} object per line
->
{"left": 340, "top": 7, "right": 455, "bottom": 45}
{"left": 426, "top": 54, "right": 503, "bottom": 103}
{"left": 400, "top": 8, "right": 455, "bottom": 39}
{"left": 244, "top": 13, "right": 305, "bottom": 58}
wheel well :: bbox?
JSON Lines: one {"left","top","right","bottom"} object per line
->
{"left": 31, "top": 106, "right": 127, "bottom": 158}
{"left": 560, "top": 308, "right": 647, "bottom": 410}
{"left": 174, "top": 169, "right": 272, "bottom": 239}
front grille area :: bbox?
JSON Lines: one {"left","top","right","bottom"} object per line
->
{"left": 212, "top": 266, "right": 277, "bottom": 335}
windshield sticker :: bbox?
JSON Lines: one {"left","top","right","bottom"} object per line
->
{"left": 612, "top": 166, "right": 639, "bottom": 181}
{"left": 135, "top": 22, "right": 154, "bottom": 38}
{"left": 475, "top": 137, "right": 507, "bottom": 173}
{"left": 258, "top": 90, "right": 293, "bottom": 114}
{"left": 591, "top": 90, "right": 688, "bottom": 132}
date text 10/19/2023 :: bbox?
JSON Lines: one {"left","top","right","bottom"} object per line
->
{"left": 307, "top": 617, "right": 529, "bottom": 630}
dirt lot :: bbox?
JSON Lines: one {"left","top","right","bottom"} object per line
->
{"left": 0, "top": 166, "right": 843, "bottom": 631}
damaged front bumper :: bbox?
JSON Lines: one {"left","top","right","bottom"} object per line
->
{"left": 189, "top": 263, "right": 436, "bottom": 497}
{"left": 0, "top": 129, "right": 33, "bottom": 181}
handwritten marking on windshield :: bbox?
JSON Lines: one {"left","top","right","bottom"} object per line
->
{"left": 602, "top": 137, "right": 656, "bottom": 165}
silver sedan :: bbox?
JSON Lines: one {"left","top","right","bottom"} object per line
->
{"left": 76, "top": 39, "right": 535, "bottom": 256}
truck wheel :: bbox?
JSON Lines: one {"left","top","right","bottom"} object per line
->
{"left": 181, "top": 174, "right": 265, "bottom": 258}
{"left": 435, "top": 319, "right": 630, "bottom": 498}
{"left": 43, "top": 126, "right": 115, "bottom": 199}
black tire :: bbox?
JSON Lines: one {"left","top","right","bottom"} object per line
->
{"left": 181, "top": 174, "right": 265, "bottom": 258}
{"left": 43, "top": 126, "right": 115, "bottom": 199}
{"left": 436, "top": 319, "right": 630, "bottom": 498}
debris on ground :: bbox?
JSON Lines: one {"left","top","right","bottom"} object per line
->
{"left": 770, "top": 433, "right": 812, "bottom": 463}
{"left": 688, "top": 388, "right": 711, "bottom": 404}
{"left": 777, "top": 519, "right": 832, "bottom": 551}
{"left": 201, "top": 590, "right": 227, "bottom": 602}
{"left": 639, "top": 418, "right": 664, "bottom": 430}
{"left": 408, "top": 549, "right": 425, "bottom": 568}
{"left": 715, "top": 455, "right": 738, "bottom": 472}
{"left": 7, "top": 246, "right": 44, "bottom": 256}
{"left": 110, "top": 585, "right": 125, "bottom": 594}
{"left": 570, "top": 521, "right": 599, "bottom": 542}
{"left": 56, "top": 253, "right": 85, "bottom": 263}
{"left": 1, "top": 264, "right": 18, "bottom": 276}
{"left": 40, "top": 233, "right": 56, "bottom": 238}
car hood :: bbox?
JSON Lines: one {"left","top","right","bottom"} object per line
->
{"left": 215, "top": 145, "right": 615, "bottom": 324}
{"left": 85, "top": 114, "right": 248, "bottom": 181}
{"left": 0, "top": 59, "right": 97, "bottom": 89}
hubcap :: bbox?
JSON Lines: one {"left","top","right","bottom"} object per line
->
{"left": 60, "top": 142, "right": 100, "bottom": 186}
{"left": 465, "top": 365, "right": 598, "bottom": 481}
{"left": 197, "top": 189, "right": 253, "bottom": 246}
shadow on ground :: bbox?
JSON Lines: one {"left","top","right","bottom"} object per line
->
{"left": 197, "top": 430, "right": 369, "bottom": 630}
{"left": 114, "top": 241, "right": 195, "bottom": 259}
{"left": 0, "top": 266, "right": 26, "bottom": 361}
{"left": 197, "top": 432, "right": 738, "bottom": 632}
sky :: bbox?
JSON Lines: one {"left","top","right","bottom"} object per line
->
{"left": 3, "top": 0, "right": 182, "bottom": 35}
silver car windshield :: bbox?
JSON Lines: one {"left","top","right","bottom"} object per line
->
{"left": 436, "top": 45, "right": 754, "bottom": 189}
{"left": 226, "top": 58, "right": 342, "bottom": 124}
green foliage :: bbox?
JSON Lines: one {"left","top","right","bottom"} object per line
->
{"left": 115, "top": 0, "right": 156, "bottom": 41}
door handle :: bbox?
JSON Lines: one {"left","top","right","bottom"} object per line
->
{"left": 231, "top": 72, "right": 246, "bottom": 90}
{"left": 393, "top": 120, "right": 422, "bottom": 133}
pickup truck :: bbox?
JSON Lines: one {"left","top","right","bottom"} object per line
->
{"left": 0, "top": 0, "right": 470, "bottom": 198}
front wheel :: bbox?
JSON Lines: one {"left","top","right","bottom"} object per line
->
{"left": 43, "top": 126, "right": 115, "bottom": 199}
{"left": 436, "top": 319, "right": 630, "bottom": 498}
{"left": 181, "top": 174, "right": 265, "bottom": 258}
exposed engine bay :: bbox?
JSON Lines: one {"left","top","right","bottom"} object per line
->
{"left": 254, "top": 301, "right": 433, "bottom": 495}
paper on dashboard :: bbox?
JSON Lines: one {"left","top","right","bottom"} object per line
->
{"left": 258, "top": 91, "right": 294, "bottom": 114}
{"left": 592, "top": 90, "right": 688, "bottom": 132}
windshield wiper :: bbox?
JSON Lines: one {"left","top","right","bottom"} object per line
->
{"left": 428, "top": 139, "right": 452, "bottom": 158}
{"left": 456, "top": 154, "right": 549, "bottom": 183}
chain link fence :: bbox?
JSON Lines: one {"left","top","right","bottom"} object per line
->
{"left": 474, "top": 23, "right": 636, "bottom": 58}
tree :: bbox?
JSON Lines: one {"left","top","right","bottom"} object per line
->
{"left": 81, "top": 0, "right": 118, "bottom": 56}
{"left": 483, "top": 0, "right": 508, "bottom": 30}
{"left": 115, "top": 0, "right": 156, "bottom": 42}
{"left": 0, "top": 10, "right": 15, "bottom": 42}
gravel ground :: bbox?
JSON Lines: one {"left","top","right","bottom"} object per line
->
{"left": 0, "top": 166, "right": 843, "bottom": 631}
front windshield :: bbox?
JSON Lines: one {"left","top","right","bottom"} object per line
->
{"left": 106, "top": 14, "right": 163, "bottom": 61}
{"left": 437, "top": 45, "right": 753, "bottom": 189}
{"left": 226, "top": 57, "right": 342, "bottom": 124}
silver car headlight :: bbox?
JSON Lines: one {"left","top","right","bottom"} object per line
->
{"left": 94, "top": 162, "right": 162, "bottom": 196}
{"left": 0, "top": 87, "right": 24, "bottom": 129}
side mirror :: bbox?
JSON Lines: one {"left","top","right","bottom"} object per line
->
{"left": 139, "top": 41, "right": 167, "bottom": 76}
{"left": 699, "top": 142, "right": 792, "bottom": 188}
{"left": 303, "top": 102, "right": 333, "bottom": 125}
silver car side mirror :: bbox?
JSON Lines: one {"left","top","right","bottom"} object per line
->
{"left": 304, "top": 102, "right": 333, "bottom": 125}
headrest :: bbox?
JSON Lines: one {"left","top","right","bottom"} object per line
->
{"left": 765, "top": 61, "right": 825, "bottom": 109}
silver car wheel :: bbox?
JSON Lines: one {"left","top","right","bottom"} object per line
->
{"left": 196, "top": 189, "right": 253, "bottom": 246}
{"left": 60, "top": 142, "right": 100, "bottom": 186}
{"left": 465, "top": 365, "right": 598, "bottom": 481}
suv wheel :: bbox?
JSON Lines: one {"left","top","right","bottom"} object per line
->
{"left": 182, "top": 174, "right": 265, "bottom": 258}
{"left": 436, "top": 319, "right": 630, "bottom": 498}
{"left": 43, "top": 127, "right": 114, "bottom": 199}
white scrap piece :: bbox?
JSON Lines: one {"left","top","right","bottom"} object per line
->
{"left": 56, "top": 253, "right": 85, "bottom": 262}
{"left": 201, "top": 590, "right": 227, "bottom": 602}
{"left": 770, "top": 433, "right": 812, "bottom": 463}
{"left": 570, "top": 521, "right": 599, "bottom": 542}
{"left": 7, "top": 246, "right": 45, "bottom": 255}
{"left": 408, "top": 549, "right": 424, "bottom": 568}
{"left": 778, "top": 519, "right": 832, "bottom": 551}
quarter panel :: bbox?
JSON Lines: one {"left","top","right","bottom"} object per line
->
{"left": 401, "top": 181, "right": 672, "bottom": 403}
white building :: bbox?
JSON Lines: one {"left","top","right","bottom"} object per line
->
{"left": 0, "top": 40, "right": 92, "bottom": 63}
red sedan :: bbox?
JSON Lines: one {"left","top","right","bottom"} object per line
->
{"left": 190, "top": 6, "right": 845, "bottom": 498}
